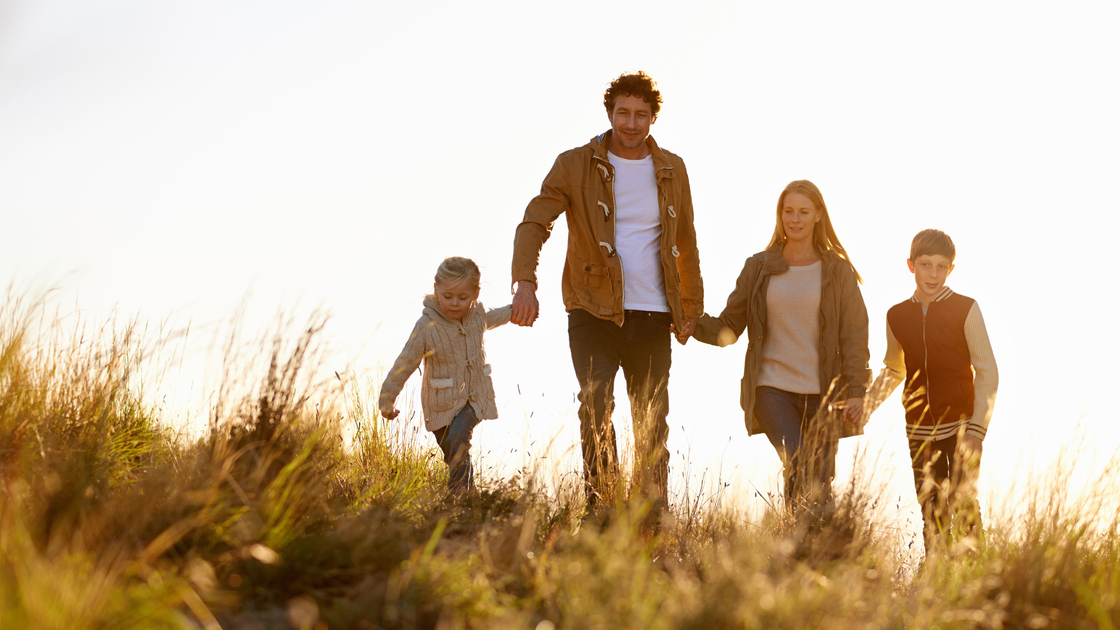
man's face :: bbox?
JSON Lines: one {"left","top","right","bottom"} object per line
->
{"left": 907, "top": 254, "right": 955, "bottom": 300}
{"left": 607, "top": 94, "right": 655, "bottom": 158}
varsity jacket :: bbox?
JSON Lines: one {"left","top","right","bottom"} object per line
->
{"left": 511, "top": 131, "right": 703, "bottom": 329}
{"left": 379, "top": 297, "right": 512, "bottom": 431}
{"left": 868, "top": 287, "right": 998, "bottom": 441}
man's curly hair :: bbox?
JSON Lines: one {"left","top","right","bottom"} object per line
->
{"left": 603, "top": 71, "right": 662, "bottom": 118}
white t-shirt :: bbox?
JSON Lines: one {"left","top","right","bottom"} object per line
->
{"left": 608, "top": 152, "right": 668, "bottom": 312}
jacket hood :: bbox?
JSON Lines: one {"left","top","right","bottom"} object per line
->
{"left": 422, "top": 295, "right": 479, "bottom": 326}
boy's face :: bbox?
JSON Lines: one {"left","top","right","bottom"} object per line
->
{"left": 907, "top": 254, "right": 955, "bottom": 300}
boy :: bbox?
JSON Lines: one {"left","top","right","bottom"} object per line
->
{"left": 866, "top": 229, "right": 998, "bottom": 551}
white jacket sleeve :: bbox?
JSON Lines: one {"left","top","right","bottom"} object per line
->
{"left": 964, "top": 302, "right": 998, "bottom": 440}
{"left": 863, "top": 318, "right": 906, "bottom": 424}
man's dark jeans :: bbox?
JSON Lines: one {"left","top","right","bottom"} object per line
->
{"left": 568, "top": 308, "right": 672, "bottom": 505}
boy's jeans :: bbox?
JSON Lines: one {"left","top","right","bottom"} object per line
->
{"left": 908, "top": 432, "right": 983, "bottom": 552}
{"left": 754, "top": 386, "right": 838, "bottom": 507}
{"left": 432, "top": 404, "right": 480, "bottom": 493}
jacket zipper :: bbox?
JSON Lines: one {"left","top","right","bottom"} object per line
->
{"left": 609, "top": 173, "right": 624, "bottom": 317}
{"left": 921, "top": 303, "right": 931, "bottom": 425}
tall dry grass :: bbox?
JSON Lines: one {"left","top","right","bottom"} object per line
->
{"left": 2, "top": 286, "right": 1119, "bottom": 629}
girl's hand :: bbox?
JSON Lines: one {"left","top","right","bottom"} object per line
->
{"left": 842, "top": 397, "right": 864, "bottom": 425}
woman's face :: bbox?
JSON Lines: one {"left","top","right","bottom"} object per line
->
{"left": 781, "top": 192, "right": 821, "bottom": 245}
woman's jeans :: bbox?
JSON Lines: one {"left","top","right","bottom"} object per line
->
{"left": 754, "top": 386, "right": 837, "bottom": 506}
{"left": 432, "top": 404, "right": 480, "bottom": 493}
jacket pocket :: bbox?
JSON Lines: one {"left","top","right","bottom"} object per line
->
{"left": 575, "top": 262, "right": 611, "bottom": 299}
{"left": 481, "top": 364, "right": 496, "bottom": 403}
{"left": 429, "top": 377, "right": 458, "bottom": 412}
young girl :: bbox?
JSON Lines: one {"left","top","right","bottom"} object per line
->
{"left": 694, "top": 180, "right": 871, "bottom": 507}
{"left": 379, "top": 257, "right": 511, "bottom": 492}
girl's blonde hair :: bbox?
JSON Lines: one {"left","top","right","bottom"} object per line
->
{"left": 766, "top": 179, "right": 863, "bottom": 284}
{"left": 434, "top": 256, "right": 481, "bottom": 292}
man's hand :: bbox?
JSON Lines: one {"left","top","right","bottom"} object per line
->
{"left": 957, "top": 432, "right": 983, "bottom": 463}
{"left": 842, "top": 397, "right": 864, "bottom": 425}
{"left": 511, "top": 281, "right": 539, "bottom": 327}
{"left": 671, "top": 317, "right": 697, "bottom": 345}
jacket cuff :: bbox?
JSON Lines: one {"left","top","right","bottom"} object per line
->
{"left": 845, "top": 385, "right": 867, "bottom": 400}
{"left": 511, "top": 270, "right": 538, "bottom": 290}
{"left": 966, "top": 422, "right": 987, "bottom": 441}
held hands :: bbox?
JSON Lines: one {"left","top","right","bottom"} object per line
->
{"left": 671, "top": 317, "right": 697, "bottom": 345}
{"left": 957, "top": 432, "right": 983, "bottom": 463}
{"left": 382, "top": 408, "right": 400, "bottom": 420}
{"left": 842, "top": 397, "right": 864, "bottom": 426}
{"left": 511, "top": 281, "right": 539, "bottom": 327}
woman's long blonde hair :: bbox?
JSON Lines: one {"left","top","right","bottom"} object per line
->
{"left": 766, "top": 179, "right": 862, "bottom": 284}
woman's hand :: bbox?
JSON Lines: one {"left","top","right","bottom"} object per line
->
{"left": 842, "top": 397, "right": 864, "bottom": 425}
{"left": 671, "top": 317, "right": 697, "bottom": 345}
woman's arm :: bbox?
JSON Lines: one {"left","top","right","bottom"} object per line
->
{"left": 693, "top": 256, "right": 759, "bottom": 347}
{"left": 379, "top": 317, "right": 429, "bottom": 419}
{"left": 836, "top": 264, "right": 872, "bottom": 420}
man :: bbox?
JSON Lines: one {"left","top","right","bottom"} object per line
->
{"left": 510, "top": 71, "right": 704, "bottom": 506}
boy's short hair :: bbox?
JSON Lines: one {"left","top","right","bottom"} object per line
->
{"left": 909, "top": 229, "right": 956, "bottom": 263}
{"left": 603, "top": 71, "right": 662, "bottom": 118}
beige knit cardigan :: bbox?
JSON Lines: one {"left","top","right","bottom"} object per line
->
{"left": 379, "top": 296, "right": 512, "bottom": 430}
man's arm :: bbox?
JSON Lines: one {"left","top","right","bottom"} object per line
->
{"left": 674, "top": 160, "right": 703, "bottom": 337}
{"left": 511, "top": 156, "right": 570, "bottom": 326}
{"left": 963, "top": 302, "right": 998, "bottom": 441}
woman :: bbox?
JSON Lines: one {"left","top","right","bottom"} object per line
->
{"left": 695, "top": 180, "right": 870, "bottom": 507}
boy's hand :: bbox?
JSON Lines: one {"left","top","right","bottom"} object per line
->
{"left": 842, "top": 397, "right": 864, "bottom": 425}
{"left": 958, "top": 433, "right": 983, "bottom": 462}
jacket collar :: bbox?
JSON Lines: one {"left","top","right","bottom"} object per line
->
{"left": 909, "top": 286, "right": 954, "bottom": 304}
{"left": 761, "top": 243, "right": 839, "bottom": 276}
{"left": 422, "top": 295, "right": 477, "bottom": 326}
{"left": 590, "top": 130, "right": 674, "bottom": 181}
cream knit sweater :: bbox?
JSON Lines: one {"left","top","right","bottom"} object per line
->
{"left": 379, "top": 296, "right": 512, "bottom": 430}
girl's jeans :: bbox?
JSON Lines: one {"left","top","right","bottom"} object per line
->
{"left": 432, "top": 404, "right": 480, "bottom": 493}
{"left": 754, "top": 386, "right": 837, "bottom": 506}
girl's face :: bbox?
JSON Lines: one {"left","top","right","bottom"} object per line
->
{"left": 435, "top": 278, "right": 479, "bottom": 322}
{"left": 781, "top": 192, "right": 822, "bottom": 245}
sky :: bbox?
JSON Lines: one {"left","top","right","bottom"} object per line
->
{"left": 2, "top": 1, "right": 1118, "bottom": 536}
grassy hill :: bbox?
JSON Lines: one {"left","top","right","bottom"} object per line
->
{"left": 2, "top": 293, "right": 1118, "bottom": 629}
